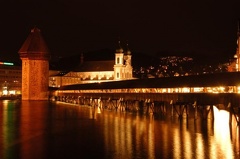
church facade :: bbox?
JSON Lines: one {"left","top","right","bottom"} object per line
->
{"left": 49, "top": 42, "right": 133, "bottom": 87}
{"left": 228, "top": 21, "right": 240, "bottom": 72}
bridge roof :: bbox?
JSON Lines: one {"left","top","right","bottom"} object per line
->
{"left": 58, "top": 72, "right": 240, "bottom": 90}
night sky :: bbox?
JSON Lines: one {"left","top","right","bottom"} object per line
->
{"left": 0, "top": 0, "right": 240, "bottom": 62}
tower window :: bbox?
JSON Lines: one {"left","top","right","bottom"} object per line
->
{"left": 117, "top": 72, "right": 119, "bottom": 78}
{"left": 117, "top": 57, "right": 120, "bottom": 64}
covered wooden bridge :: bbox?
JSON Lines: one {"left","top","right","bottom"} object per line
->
{"left": 50, "top": 72, "right": 240, "bottom": 123}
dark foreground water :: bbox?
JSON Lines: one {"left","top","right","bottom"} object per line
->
{"left": 0, "top": 100, "right": 239, "bottom": 159}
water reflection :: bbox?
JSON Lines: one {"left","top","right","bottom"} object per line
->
{"left": 1, "top": 100, "right": 20, "bottom": 159}
{"left": 214, "top": 107, "right": 234, "bottom": 158}
{"left": 0, "top": 101, "right": 240, "bottom": 159}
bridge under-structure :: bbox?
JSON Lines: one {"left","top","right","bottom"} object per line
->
{"left": 50, "top": 72, "right": 240, "bottom": 125}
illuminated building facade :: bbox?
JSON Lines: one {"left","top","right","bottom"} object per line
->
{"left": 0, "top": 62, "right": 21, "bottom": 96}
{"left": 18, "top": 27, "right": 50, "bottom": 100}
{"left": 49, "top": 41, "right": 133, "bottom": 87}
{"left": 114, "top": 42, "right": 133, "bottom": 80}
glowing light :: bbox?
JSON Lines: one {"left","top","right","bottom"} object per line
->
{"left": 213, "top": 106, "right": 234, "bottom": 158}
{"left": 173, "top": 88, "right": 179, "bottom": 93}
{"left": 237, "top": 86, "right": 240, "bottom": 93}
{"left": 182, "top": 87, "right": 190, "bottom": 93}
{"left": 9, "top": 90, "right": 16, "bottom": 95}
{"left": 196, "top": 134, "right": 204, "bottom": 159}
{"left": 0, "top": 62, "right": 14, "bottom": 65}
{"left": 193, "top": 87, "right": 203, "bottom": 92}
{"left": 218, "top": 86, "right": 225, "bottom": 92}
{"left": 2, "top": 90, "right": 8, "bottom": 95}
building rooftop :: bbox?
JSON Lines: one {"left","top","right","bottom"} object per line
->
{"left": 72, "top": 60, "right": 115, "bottom": 72}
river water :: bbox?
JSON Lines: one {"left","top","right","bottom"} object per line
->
{"left": 0, "top": 100, "right": 239, "bottom": 159}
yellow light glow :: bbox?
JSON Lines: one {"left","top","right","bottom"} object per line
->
{"left": 213, "top": 106, "right": 234, "bottom": 158}
{"left": 182, "top": 87, "right": 190, "bottom": 93}
{"left": 2, "top": 90, "right": 8, "bottom": 95}
{"left": 237, "top": 86, "right": 240, "bottom": 93}
{"left": 9, "top": 90, "right": 15, "bottom": 95}
{"left": 193, "top": 87, "right": 203, "bottom": 92}
{"left": 219, "top": 86, "right": 225, "bottom": 92}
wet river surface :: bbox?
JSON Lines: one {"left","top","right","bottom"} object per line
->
{"left": 0, "top": 100, "right": 239, "bottom": 159}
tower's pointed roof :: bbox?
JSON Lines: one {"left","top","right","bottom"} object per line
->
{"left": 18, "top": 27, "right": 50, "bottom": 60}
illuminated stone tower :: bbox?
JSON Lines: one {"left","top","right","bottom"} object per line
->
{"left": 18, "top": 27, "right": 50, "bottom": 100}
{"left": 114, "top": 41, "right": 125, "bottom": 80}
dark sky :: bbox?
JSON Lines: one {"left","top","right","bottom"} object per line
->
{"left": 0, "top": 0, "right": 240, "bottom": 62}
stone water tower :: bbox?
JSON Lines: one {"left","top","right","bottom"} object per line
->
{"left": 18, "top": 27, "right": 50, "bottom": 100}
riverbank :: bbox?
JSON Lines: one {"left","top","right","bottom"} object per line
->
{"left": 0, "top": 95, "right": 21, "bottom": 100}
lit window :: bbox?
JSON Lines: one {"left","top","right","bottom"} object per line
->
{"left": 3, "top": 90, "right": 7, "bottom": 95}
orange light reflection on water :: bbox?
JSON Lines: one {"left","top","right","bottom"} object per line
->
{"left": 1, "top": 101, "right": 240, "bottom": 159}
{"left": 213, "top": 106, "right": 235, "bottom": 158}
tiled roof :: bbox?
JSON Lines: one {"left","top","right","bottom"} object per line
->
{"left": 18, "top": 27, "right": 50, "bottom": 60}
{"left": 59, "top": 72, "right": 240, "bottom": 90}
{"left": 72, "top": 60, "right": 115, "bottom": 72}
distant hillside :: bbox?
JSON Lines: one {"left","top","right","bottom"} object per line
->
{"left": 131, "top": 52, "right": 159, "bottom": 68}
{"left": 50, "top": 48, "right": 231, "bottom": 71}
{"left": 155, "top": 51, "right": 231, "bottom": 65}
{"left": 192, "top": 54, "right": 230, "bottom": 65}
